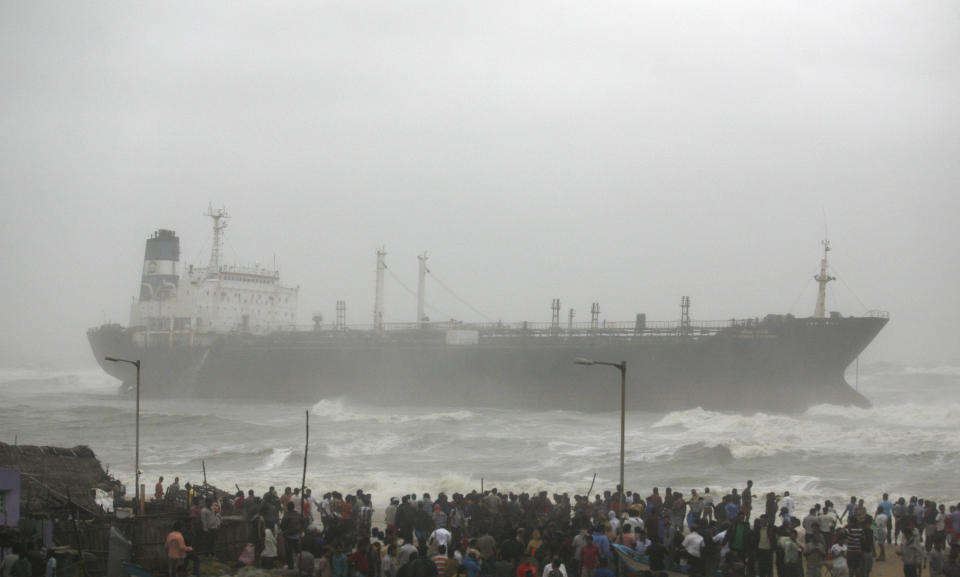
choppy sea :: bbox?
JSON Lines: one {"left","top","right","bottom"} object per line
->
{"left": 1, "top": 362, "right": 957, "bottom": 514}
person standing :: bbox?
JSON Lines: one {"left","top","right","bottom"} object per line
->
{"left": 200, "top": 498, "right": 221, "bottom": 557}
{"left": 754, "top": 516, "right": 775, "bottom": 577}
{"left": 859, "top": 517, "right": 875, "bottom": 577}
{"left": 282, "top": 501, "right": 305, "bottom": 570}
{"left": 847, "top": 521, "right": 864, "bottom": 577}
{"left": 782, "top": 530, "right": 803, "bottom": 577}
{"left": 703, "top": 489, "right": 715, "bottom": 523}
{"left": 830, "top": 533, "right": 849, "bottom": 577}
{"left": 874, "top": 508, "right": 889, "bottom": 561}
{"left": 165, "top": 477, "right": 181, "bottom": 502}
{"left": 382, "top": 545, "right": 398, "bottom": 577}
{"left": 879, "top": 495, "right": 895, "bottom": 545}
{"left": 165, "top": 521, "right": 193, "bottom": 577}
{"left": 44, "top": 550, "right": 57, "bottom": 577}
{"left": 804, "top": 527, "right": 827, "bottom": 577}
{"left": 579, "top": 536, "right": 600, "bottom": 577}
{"left": 898, "top": 531, "right": 924, "bottom": 577}
{"left": 261, "top": 528, "right": 279, "bottom": 570}
{"left": 155, "top": 477, "right": 165, "bottom": 501}
{"left": 782, "top": 492, "right": 796, "bottom": 517}
{"left": 927, "top": 541, "right": 946, "bottom": 577}
{"left": 681, "top": 524, "right": 705, "bottom": 577}
{"left": 432, "top": 545, "right": 450, "bottom": 577}
{"left": 765, "top": 493, "right": 779, "bottom": 523}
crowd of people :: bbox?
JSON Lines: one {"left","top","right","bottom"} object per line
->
{"left": 158, "top": 480, "right": 960, "bottom": 577}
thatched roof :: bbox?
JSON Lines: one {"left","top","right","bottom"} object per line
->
{"left": 0, "top": 443, "right": 115, "bottom": 517}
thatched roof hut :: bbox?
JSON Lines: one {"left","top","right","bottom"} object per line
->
{"left": 0, "top": 443, "right": 115, "bottom": 518}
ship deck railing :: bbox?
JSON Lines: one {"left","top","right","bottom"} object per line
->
{"left": 126, "top": 312, "right": 887, "bottom": 347}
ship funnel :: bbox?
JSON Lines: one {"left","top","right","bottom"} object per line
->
{"left": 139, "top": 229, "right": 180, "bottom": 301}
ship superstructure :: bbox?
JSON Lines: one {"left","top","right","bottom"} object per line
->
{"left": 89, "top": 209, "right": 888, "bottom": 412}
{"left": 128, "top": 207, "right": 298, "bottom": 348}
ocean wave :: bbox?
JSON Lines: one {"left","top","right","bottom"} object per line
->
{"left": 257, "top": 447, "right": 295, "bottom": 471}
{"left": 547, "top": 440, "right": 604, "bottom": 458}
{"left": 0, "top": 368, "right": 120, "bottom": 394}
{"left": 310, "top": 398, "right": 476, "bottom": 424}
{"left": 646, "top": 440, "right": 796, "bottom": 464}
{"left": 805, "top": 402, "right": 960, "bottom": 429}
{"left": 642, "top": 406, "right": 960, "bottom": 461}
{"left": 322, "top": 433, "right": 439, "bottom": 458}
{"left": 668, "top": 442, "right": 734, "bottom": 464}
{"left": 871, "top": 364, "right": 960, "bottom": 377}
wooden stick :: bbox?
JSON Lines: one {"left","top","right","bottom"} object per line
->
{"left": 202, "top": 459, "right": 207, "bottom": 485}
{"left": 300, "top": 410, "right": 309, "bottom": 523}
{"left": 586, "top": 473, "right": 597, "bottom": 498}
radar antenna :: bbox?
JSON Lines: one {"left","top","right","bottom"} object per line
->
{"left": 205, "top": 205, "right": 230, "bottom": 277}
{"left": 813, "top": 239, "right": 835, "bottom": 318}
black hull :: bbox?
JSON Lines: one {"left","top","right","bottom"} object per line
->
{"left": 88, "top": 315, "right": 887, "bottom": 413}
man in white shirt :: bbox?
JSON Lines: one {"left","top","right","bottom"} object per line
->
{"left": 542, "top": 557, "right": 568, "bottom": 577}
{"left": 782, "top": 492, "right": 795, "bottom": 516}
{"left": 681, "top": 527, "right": 705, "bottom": 576}
{"left": 429, "top": 527, "right": 452, "bottom": 557}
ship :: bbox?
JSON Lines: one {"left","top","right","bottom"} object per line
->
{"left": 88, "top": 208, "right": 889, "bottom": 413}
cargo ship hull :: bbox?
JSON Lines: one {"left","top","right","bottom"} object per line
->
{"left": 89, "top": 214, "right": 888, "bottom": 413}
{"left": 88, "top": 314, "right": 887, "bottom": 413}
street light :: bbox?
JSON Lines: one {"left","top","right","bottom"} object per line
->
{"left": 105, "top": 355, "right": 141, "bottom": 515}
{"left": 574, "top": 357, "right": 627, "bottom": 516}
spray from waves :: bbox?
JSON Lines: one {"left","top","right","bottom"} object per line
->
{"left": 805, "top": 402, "right": 960, "bottom": 428}
{"left": 322, "top": 433, "right": 443, "bottom": 459}
{"left": 649, "top": 408, "right": 803, "bottom": 459}
{"left": 547, "top": 440, "right": 604, "bottom": 458}
{"left": 658, "top": 442, "right": 735, "bottom": 465}
{"left": 647, "top": 404, "right": 960, "bottom": 463}
{"left": 0, "top": 368, "right": 120, "bottom": 394}
{"left": 257, "top": 448, "right": 295, "bottom": 471}
{"left": 863, "top": 364, "right": 960, "bottom": 377}
{"left": 310, "top": 398, "right": 476, "bottom": 424}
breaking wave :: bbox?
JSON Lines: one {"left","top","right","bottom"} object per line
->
{"left": 310, "top": 398, "right": 476, "bottom": 424}
{"left": 257, "top": 448, "right": 295, "bottom": 471}
{"left": 0, "top": 368, "right": 119, "bottom": 394}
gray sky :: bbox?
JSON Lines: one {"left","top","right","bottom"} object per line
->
{"left": 1, "top": 0, "right": 958, "bottom": 367}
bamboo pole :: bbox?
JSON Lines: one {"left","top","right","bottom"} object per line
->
{"left": 300, "top": 410, "right": 309, "bottom": 521}
{"left": 586, "top": 473, "right": 597, "bottom": 499}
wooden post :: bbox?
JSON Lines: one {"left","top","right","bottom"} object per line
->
{"left": 586, "top": 473, "right": 597, "bottom": 499}
{"left": 202, "top": 460, "right": 207, "bottom": 485}
{"left": 300, "top": 410, "right": 309, "bottom": 522}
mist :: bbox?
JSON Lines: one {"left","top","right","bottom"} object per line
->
{"left": 1, "top": 0, "right": 958, "bottom": 368}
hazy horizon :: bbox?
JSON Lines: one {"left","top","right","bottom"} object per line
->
{"left": 2, "top": 1, "right": 958, "bottom": 368}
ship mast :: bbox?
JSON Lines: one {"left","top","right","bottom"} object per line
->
{"left": 813, "top": 239, "right": 836, "bottom": 318}
{"left": 374, "top": 248, "right": 386, "bottom": 333}
{"left": 205, "top": 205, "right": 230, "bottom": 277}
{"left": 417, "top": 252, "right": 429, "bottom": 324}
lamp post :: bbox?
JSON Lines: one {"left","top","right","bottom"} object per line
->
{"left": 574, "top": 358, "right": 627, "bottom": 514}
{"left": 105, "top": 355, "right": 141, "bottom": 515}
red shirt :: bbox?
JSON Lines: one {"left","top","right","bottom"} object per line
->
{"left": 581, "top": 545, "right": 600, "bottom": 569}
{"left": 517, "top": 564, "right": 538, "bottom": 577}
